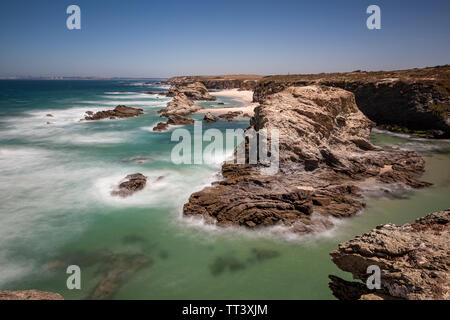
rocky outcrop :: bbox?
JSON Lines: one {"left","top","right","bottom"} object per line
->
{"left": 183, "top": 85, "right": 430, "bottom": 233}
{"left": 253, "top": 66, "right": 450, "bottom": 138}
{"left": 153, "top": 122, "right": 169, "bottom": 132}
{"left": 203, "top": 112, "right": 219, "bottom": 122}
{"left": 153, "top": 115, "right": 195, "bottom": 132}
{"left": 158, "top": 93, "right": 200, "bottom": 117}
{"left": 111, "top": 173, "right": 147, "bottom": 197}
{"left": 84, "top": 105, "right": 143, "bottom": 121}
{"left": 0, "top": 290, "right": 63, "bottom": 300}
{"left": 168, "top": 82, "right": 216, "bottom": 101}
{"left": 329, "top": 209, "right": 450, "bottom": 300}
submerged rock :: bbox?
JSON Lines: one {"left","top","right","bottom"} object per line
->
{"left": 183, "top": 85, "right": 431, "bottom": 233}
{"left": 168, "top": 81, "right": 216, "bottom": 101}
{"left": 111, "top": 173, "right": 147, "bottom": 197}
{"left": 329, "top": 208, "right": 450, "bottom": 300}
{"left": 84, "top": 105, "right": 143, "bottom": 121}
{"left": 0, "top": 290, "right": 63, "bottom": 300}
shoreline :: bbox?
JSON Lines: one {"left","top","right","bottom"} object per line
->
{"left": 197, "top": 89, "right": 257, "bottom": 116}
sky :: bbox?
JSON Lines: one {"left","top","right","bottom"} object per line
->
{"left": 0, "top": 0, "right": 449, "bottom": 78}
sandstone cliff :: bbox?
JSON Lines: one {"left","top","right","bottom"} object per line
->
{"left": 183, "top": 86, "right": 430, "bottom": 232}
{"left": 253, "top": 66, "right": 450, "bottom": 138}
{"left": 329, "top": 208, "right": 450, "bottom": 300}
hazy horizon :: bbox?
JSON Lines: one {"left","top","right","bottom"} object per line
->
{"left": 1, "top": 0, "right": 449, "bottom": 78}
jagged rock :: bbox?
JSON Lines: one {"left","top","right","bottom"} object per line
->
{"left": 0, "top": 290, "right": 63, "bottom": 300}
{"left": 158, "top": 93, "right": 200, "bottom": 117}
{"left": 218, "top": 111, "right": 243, "bottom": 122}
{"left": 167, "top": 115, "right": 195, "bottom": 125}
{"left": 203, "top": 112, "right": 219, "bottom": 122}
{"left": 329, "top": 209, "right": 450, "bottom": 300}
{"left": 168, "top": 82, "right": 216, "bottom": 101}
{"left": 111, "top": 173, "right": 147, "bottom": 197}
{"left": 183, "top": 85, "right": 430, "bottom": 232}
{"left": 153, "top": 122, "right": 169, "bottom": 132}
{"left": 86, "top": 111, "right": 93, "bottom": 115}
{"left": 84, "top": 105, "right": 143, "bottom": 121}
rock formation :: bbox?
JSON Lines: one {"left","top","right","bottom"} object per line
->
{"left": 153, "top": 122, "right": 169, "bottom": 132}
{"left": 329, "top": 208, "right": 450, "bottom": 300}
{"left": 83, "top": 105, "right": 143, "bottom": 121}
{"left": 153, "top": 115, "right": 195, "bottom": 132}
{"left": 111, "top": 173, "right": 147, "bottom": 197}
{"left": 166, "top": 75, "right": 263, "bottom": 90}
{"left": 218, "top": 111, "right": 243, "bottom": 122}
{"left": 158, "top": 93, "right": 200, "bottom": 117}
{"left": 253, "top": 66, "right": 450, "bottom": 138}
{"left": 183, "top": 85, "right": 430, "bottom": 233}
{"left": 0, "top": 290, "right": 63, "bottom": 300}
{"left": 168, "top": 82, "right": 216, "bottom": 101}
{"left": 203, "top": 112, "right": 219, "bottom": 122}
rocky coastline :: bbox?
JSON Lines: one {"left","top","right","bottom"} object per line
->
{"left": 183, "top": 85, "right": 431, "bottom": 233}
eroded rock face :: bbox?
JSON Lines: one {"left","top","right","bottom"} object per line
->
{"left": 84, "top": 105, "right": 143, "bottom": 121}
{"left": 111, "top": 173, "right": 147, "bottom": 197}
{"left": 168, "top": 82, "right": 216, "bottom": 101}
{"left": 329, "top": 209, "right": 450, "bottom": 300}
{"left": 0, "top": 290, "right": 63, "bottom": 300}
{"left": 183, "top": 85, "right": 430, "bottom": 233}
{"left": 158, "top": 93, "right": 201, "bottom": 117}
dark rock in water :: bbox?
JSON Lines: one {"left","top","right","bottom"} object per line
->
{"left": 217, "top": 102, "right": 225, "bottom": 105}
{"left": 218, "top": 111, "right": 243, "bottom": 122}
{"left": 168, "top": 82, "right": 216, "bottom": 101}
{"left": 167, "top": 115, "right": 195, "bottom": 125}
{"left": 46, "top": 114, "right": 53, "bottom": 117}
{"left": 111, "top": 173, "right": 147, "bottom": 197}
{"left": 203, "top": 112, "right": 219, "bottom": 122}
{"left": 329, "top": 208, "right": 450, "bottom": 300}
{"left": 153, "top": 122, "right": 169, "bottom": 132}
{"left": 84, "top": 105, "right": 143, "bottom": 121}
{"left": 183, "top": 85, "right": 431, "bottom": 233}
{"left": 145, "top": 91, "right": 168, "bottom": 96}
{"left": 46, "top": 122, "right": 52, "bottom": 125}
{"left": 85, "top": 111, "right": 93, "bottom": 116}
{"left": 0, "top": 290, "right": 63, "bottom": 300}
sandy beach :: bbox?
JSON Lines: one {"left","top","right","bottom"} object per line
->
{"left": 197, "top": 89, "right": 257, "bottom": 115}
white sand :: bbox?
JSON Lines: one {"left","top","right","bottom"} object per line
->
{"left": 197, "top": 89, "right": 257, "bottom": 115}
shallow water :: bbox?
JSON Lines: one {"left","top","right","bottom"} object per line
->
{"left": 0, "top": 80, "right": 449, "bottom": 299}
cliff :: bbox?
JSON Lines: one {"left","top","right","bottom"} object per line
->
{"left": 253, "top": 66, "right": 450, "bottom": 138}
{"left": 329, "top": 208, "right": 450, "bottom": 300}
{"left": 166, "top": 74, "right": 263, "bottom": 90}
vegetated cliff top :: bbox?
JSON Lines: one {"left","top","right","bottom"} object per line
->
{"left": 261, "top": 65, "right": 450, "bottom": 83}
{"left": 167, "top": 74, "right": 264, "bottom": 82}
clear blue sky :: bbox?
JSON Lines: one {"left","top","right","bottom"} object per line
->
{"left": 0, "top": 0, "right": 449, "bottom": 77}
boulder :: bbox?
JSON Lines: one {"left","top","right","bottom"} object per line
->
{"left": 203, "top": 112, "right": 219, "bottom": 122}
{"left": 158, "top": 93, "right": 201, "bottom": 117}
{"left": 111, "top": 173, "right": 147, "bottom": 197}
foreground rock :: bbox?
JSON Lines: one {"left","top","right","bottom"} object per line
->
{"left": 168, "top": 82, "right": 216, "bottom": 101}
{"left": 158, "top": 93, "right": 200, "bottom": 117}
{"left": 84, "top": 105, "right": 143, "bottom": 121}
{"left": 253, "top": 66, "right": 450, "bottom": 138}
{"left": 329, "top": 209, "right": 450, "bottom": 300}
{"left": 153, "top": 115, "right": 195, "bottom": 132}
{"left": 0, "top": 290, "right": 63, "bottom": 300}
{"left": 183, "top": 85, "right": 430, "bottom": 233}
{"left": 111, "top": 173, "right": 147, "bottom": 197}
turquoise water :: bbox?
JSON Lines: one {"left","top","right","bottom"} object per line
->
{"left": 0, "top": 80, "right": 449, "bottom": 299}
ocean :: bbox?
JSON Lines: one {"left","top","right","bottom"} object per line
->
{"left": 0, "top": 80, "right": 449, "bottom": 299}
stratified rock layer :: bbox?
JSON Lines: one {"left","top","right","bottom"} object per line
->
{"left": 183, "top": 85, "right": 430, "bottom": 233}
{"left": 329, "top": 209, "right": 450, "bottom": 300}
{"left": 0, "top": 290, "right": 63, "bottom": 300}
